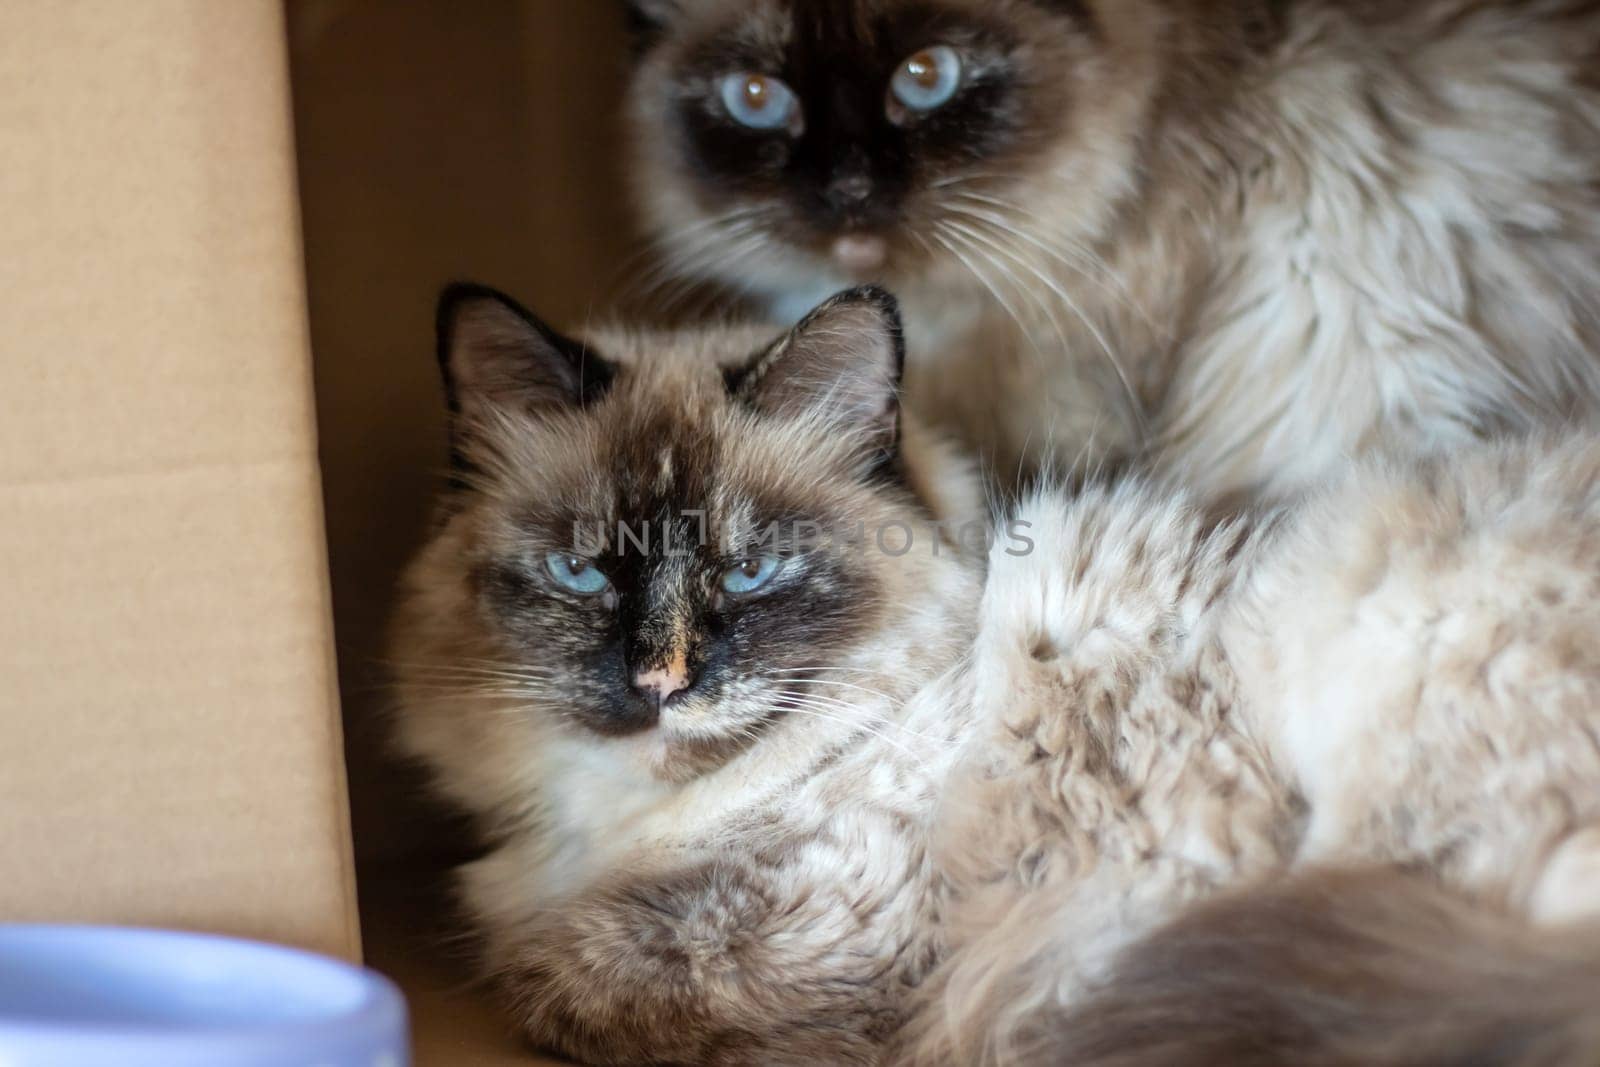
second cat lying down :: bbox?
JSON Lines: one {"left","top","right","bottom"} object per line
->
{"left": 392, "top": 285, "right": 1600, "bottom": 1065}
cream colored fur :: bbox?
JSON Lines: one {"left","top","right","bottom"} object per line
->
{"left": 906, "top": 427, "right": 1600, "bottom": 1064}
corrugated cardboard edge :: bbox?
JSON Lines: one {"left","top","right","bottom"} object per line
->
{"left": 274, "top": 4, "right": 364, "bottom": 961}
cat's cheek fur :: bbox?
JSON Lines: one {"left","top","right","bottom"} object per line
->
{"left": 390, "top": 516, "right": 556, "bottom": 823}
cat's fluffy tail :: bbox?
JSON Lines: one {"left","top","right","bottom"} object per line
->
{"left": 1046, "top": 867, "right": 1600, "bottom": 1067}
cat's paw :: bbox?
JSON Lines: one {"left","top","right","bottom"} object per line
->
{"left": 1530, "top": 824, "right": 1600, "bottom": 927}
{"left": 495, "top": 861, "right": 889, "bottom": 1066}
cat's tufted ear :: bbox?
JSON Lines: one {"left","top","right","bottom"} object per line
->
{"left": 622, "top": 0, "right": 681, "bottom": 49}
{"left": 435, "top": 283, "right": 614, "bottom": 429}
{"left": 730, "top": 286, "right": 905, "bottom": 462}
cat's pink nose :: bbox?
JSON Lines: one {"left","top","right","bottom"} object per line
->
{"left": 632, "top": 665, "right": 691, "bottom": 709}
{"left": 833, "top": 234, "right": 887, "bottom": 276}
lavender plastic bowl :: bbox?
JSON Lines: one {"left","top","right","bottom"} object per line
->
{"left": 0, "top": 925, "right": 409, "bottom": 1066}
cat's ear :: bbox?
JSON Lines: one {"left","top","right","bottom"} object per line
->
{"left": 435, "top": 283, "right": 614, "bottom": 427}
{"left": 622, "top": 0, "right": 680, "bottom": 49}
{"left": 731, "top": 286, "right": 905, "bottom": 460}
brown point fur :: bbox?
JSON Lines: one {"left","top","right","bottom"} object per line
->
{"left": 1050, "top": 867, "right": 1600, "bottom": 1067}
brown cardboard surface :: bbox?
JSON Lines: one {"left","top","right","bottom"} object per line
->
{"left": 0, "top": 2, "right": 357, "bottom": 958}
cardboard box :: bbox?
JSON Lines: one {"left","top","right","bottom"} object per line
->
{"left": 3, "top": 1, "right": 631, "bottom": 1061}
{"left": 0, "top": 0, "right": 356, "bottom": 962}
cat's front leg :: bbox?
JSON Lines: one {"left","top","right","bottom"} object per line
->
{"left": 491, "top": 859, "right": 898, "bottom": 1067}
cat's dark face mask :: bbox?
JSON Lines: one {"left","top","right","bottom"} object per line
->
{"left": 625, "top": 0, "right": 1109, "bottom": 302}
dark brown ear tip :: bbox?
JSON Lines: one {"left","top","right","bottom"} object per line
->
{"left": 824, "top": 284, "right": 901, "bottom": 318}
{"left": 434, "top": 282, "right": 561, "bottom": 404}
{"left": 436, "top": 282, "right": 529, "bottom": 334}
{"left": 799, "top": 285, "right": 904, "bottom": 336}
{"left": 810, "top": 285, "right": 907, "bottom": 384}
{"left": 435, "top": 282, "right": 496, "bottom": 410}
{"left": 622, "top": 0, "right": 680, "bottom": 53}
{"left": 436, "top": 282, "right": 505, "bottom": 405}
{"left": 437, "top": 283, "right": 510, "bottom": 366}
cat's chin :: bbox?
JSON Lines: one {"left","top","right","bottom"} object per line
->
{"left": 599, "top": 712, "right": 762, "bottom": 786}
{"left": 831, "top": 234, "right": 889, "bottom": 278}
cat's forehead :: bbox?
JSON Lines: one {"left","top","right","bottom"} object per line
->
{"left": 487, "top": 323, "right": 858, "bottom": 534}
{"left": 586, "top": 322, "right": 773, "bottom": 374}
{"left": 670, "top": 0, "right": 1023, "bottom": 60}
{"left": 676, "top": 0, "right": 1015, "bottom": 32}
{"left": 494, "top": 415, "right": 853, "bottom": 557}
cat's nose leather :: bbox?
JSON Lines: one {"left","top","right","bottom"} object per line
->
{"left": 826, "top": 173, "right": 874, "bottom": 208}
{"left": 632, "top": 665, "right": 692, "bottom": 709}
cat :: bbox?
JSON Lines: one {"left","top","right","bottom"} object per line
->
{"left": 391, "top": 282, "right": 988, "bottom": 1063}
{"left": 392, "top": 282, "right": 1600, "bottom": 1064}
{"left": 621, "top": 0, "right": 1600, "bottom": 501}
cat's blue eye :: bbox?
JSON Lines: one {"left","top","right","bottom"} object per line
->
{"left": 889, "top": 46, "right": 962, "bottom": 114}
{"left": 545, "top": 553, "right": 610, "bottom": 595}
{"left": 720, "top": 556, "right": 782, "bottom": 595}
{"left": 720, "top": 72, "right": 799, "bottom": 132}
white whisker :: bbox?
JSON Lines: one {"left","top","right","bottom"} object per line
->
{"left": 941, "top": 214, "right": 1147, "bottom": 440}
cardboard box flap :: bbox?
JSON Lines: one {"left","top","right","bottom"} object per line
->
{"left": 0, "top": 1, "right": 357, "bottom": 960}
